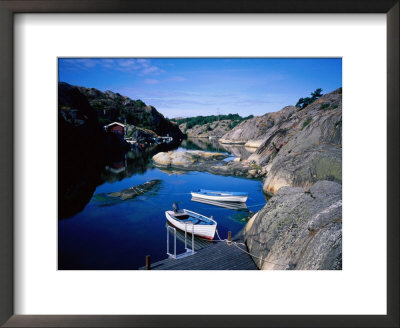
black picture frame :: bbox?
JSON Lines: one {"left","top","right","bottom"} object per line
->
{"left": 0, "top": 1, "right": 398, "bottom": 327}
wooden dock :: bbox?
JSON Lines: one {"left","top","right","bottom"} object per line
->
{"left": 140, "top": 239, "right": 258, "bottom": 270}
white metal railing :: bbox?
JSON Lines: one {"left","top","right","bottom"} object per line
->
{"left": 184, "top": 222, "right": 195, "bottom": 254}
{"left": 166, "top": 223, "right": 195, "bottom": 259}
{"left": 166, "top": 225, "right": 177, "bottom": 258}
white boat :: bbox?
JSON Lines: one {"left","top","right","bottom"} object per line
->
{"left": 190, "top": 189, "right": 248, "bottom": 203}
{"left": 191, "top": 197, "right": 249, "bottom": 211}
{"left": 165, "top": 204, "right": 217, "bottom": 240}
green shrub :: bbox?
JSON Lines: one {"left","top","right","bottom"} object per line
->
{"left": 296, "top": 88, "right": 323, "bottom": 109}
{"left": 332, "top": 104, "right": 338, "bottom": 109}
{"left": 320, "top": 103, "right": 330, "bottom": 110}
{"left": 126, "top": 129, "right": 134, "bottom": 138}
{"left": 98, "top": 117, "right": 111, "bottom": 126}
{"left": 302, "top": 117, "right": 312, "bottom": 129}
{"left": 186, "top": 121, "right": 195, "bottom": 130}
{"left": 135, "top": 99, "right": 146, "bottom": 108}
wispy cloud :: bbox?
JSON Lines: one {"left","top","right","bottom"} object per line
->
{"left": 139, "top": 75, "right": 187, "bottom": 86}
{"left": 144, "top": 79, "right": 160, "bottom": 85}
{"left": 118, "top": 59, "right": 136, "bottom": 67}
{"left": 141, "top": 66, "right": 163, "bottom": 75}
{"left": 137, "top": 59, "right": 149, "bottom": 65}
{"left": 166, "top": 76, "right": 187, "bottom": 82}
{"left": 59, "top": 58, "right": 164, "bottom": 76}
{"left": 138, "top": 90, "right": 281, "bottom": 111}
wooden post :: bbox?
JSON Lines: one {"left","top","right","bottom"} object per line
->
{"left": 228, "top": 231, "right": 232, "bottom": 242}
{"left": 145, "top": 255, "right": 151, "bottom": 270}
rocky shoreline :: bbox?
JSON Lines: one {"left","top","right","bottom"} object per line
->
{"left": 153, "top": 88, "right": 342, "bottom": 270}
{"left": 152, "top": 150, "right": 230, "bottom": 173}
{"left": 230, "top": 89, "right": 342, "bottom": 270}
{"left": 152, "top": 147, "right": 342, "bottom": 270}
{"left": 153, "top": 89, "right": 342, "bottom": 189}
{"left": 152, "top": 148, "right": 267, "bottom": 179}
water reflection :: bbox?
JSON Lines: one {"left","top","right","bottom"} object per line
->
{"left": 222, "top": 144, "right": 254, "bottom": 160}
{"left": 59, "top": 138, "right": 253, "bottom": 220}
{"left": 181, "top": 138, "right": 253, "bottom": 160}
{"left": 59, "top": 141, "right": 180, "bottom": 220}
{"left": 58, "top": 155, "right": 266, "bottom": 269}
{"left": 105, "top": 157, "right": 127, "bottom": 174}
{"left": 181, "top": 138, "right": 227, "bottom": 153}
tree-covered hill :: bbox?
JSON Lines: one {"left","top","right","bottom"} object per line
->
{"left": 172, "top": 114, "right": 254, "bottom": 131}
{"left": 76, "top": 85, "right": 183, "bottom": 139}
{"left": 171, "top": 114, "right": 254, "bottom": 137}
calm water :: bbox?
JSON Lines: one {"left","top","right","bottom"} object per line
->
{"left": 58, "top": 140, "right": 266, "bottom": 270}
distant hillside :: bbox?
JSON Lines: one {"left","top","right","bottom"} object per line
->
{"left": 172, "top": 114, "right": 254, "bottom": 138}
{"left": 76, "top": 85, "right": 183, "bottom": 140}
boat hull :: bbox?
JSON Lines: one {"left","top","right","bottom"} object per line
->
{"left": 191, "top": 197, "right": 249, "bottom": 211}
{"left": 165, "top": 211, "right": 216, "bottom": 240}
{"left": 190, "top": 192, "right": 248, "bottom": 203}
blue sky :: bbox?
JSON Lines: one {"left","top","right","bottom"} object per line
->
{"left": 58, "top": 58, "right": 342, "bottom": 118}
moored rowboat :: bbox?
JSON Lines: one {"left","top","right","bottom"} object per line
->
{"left": 191, "top": 197, "right": 249, "bottom": 211}
{"left": 165, "top": 206, "right": 217, "bottom": 240}
{"left": 190, "top": 189, "right": 248, "bottom": 203}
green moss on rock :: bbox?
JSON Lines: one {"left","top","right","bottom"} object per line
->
{"left": 314, "top": 156, "right": 342, "bottom": 183}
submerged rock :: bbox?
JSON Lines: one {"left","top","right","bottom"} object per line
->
{"left": 108, "top": 179, "right": 161, "bottom": 200}
{"left": 245, "top": 180, "right": 342, "bottom": 270}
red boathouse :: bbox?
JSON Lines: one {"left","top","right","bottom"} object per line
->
{"left": 104, "top": 122, "right": 126, "bottom": 137}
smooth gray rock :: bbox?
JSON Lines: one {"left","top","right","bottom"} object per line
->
{"left": 245, "top": 88, "right": 342, "bottom": 193}
{"left": 244, "top": 180, "right": 342, "bottom": 270}
{"left": 152, "top": 150, "right": 228, "bottom": 168}
{"left": 263, "top": 144, "right": 342, "bottom": 194}
{"left": 220, "top": 106, "right": 296, "bottom": 144}
{"left": 180, "top": 119, "right": 235, "bottom": 138}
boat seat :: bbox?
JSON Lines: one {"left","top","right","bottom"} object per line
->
{"left": 174, "top": 214, "right": 190, "bottom": 220}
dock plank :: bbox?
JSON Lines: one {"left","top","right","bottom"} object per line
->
{"left": 140, "top": 240, "right": 258, "bottom": 270}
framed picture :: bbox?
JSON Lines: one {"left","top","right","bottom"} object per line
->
{"left": 0, "top": 0, "right": 398, "bottom": 327}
